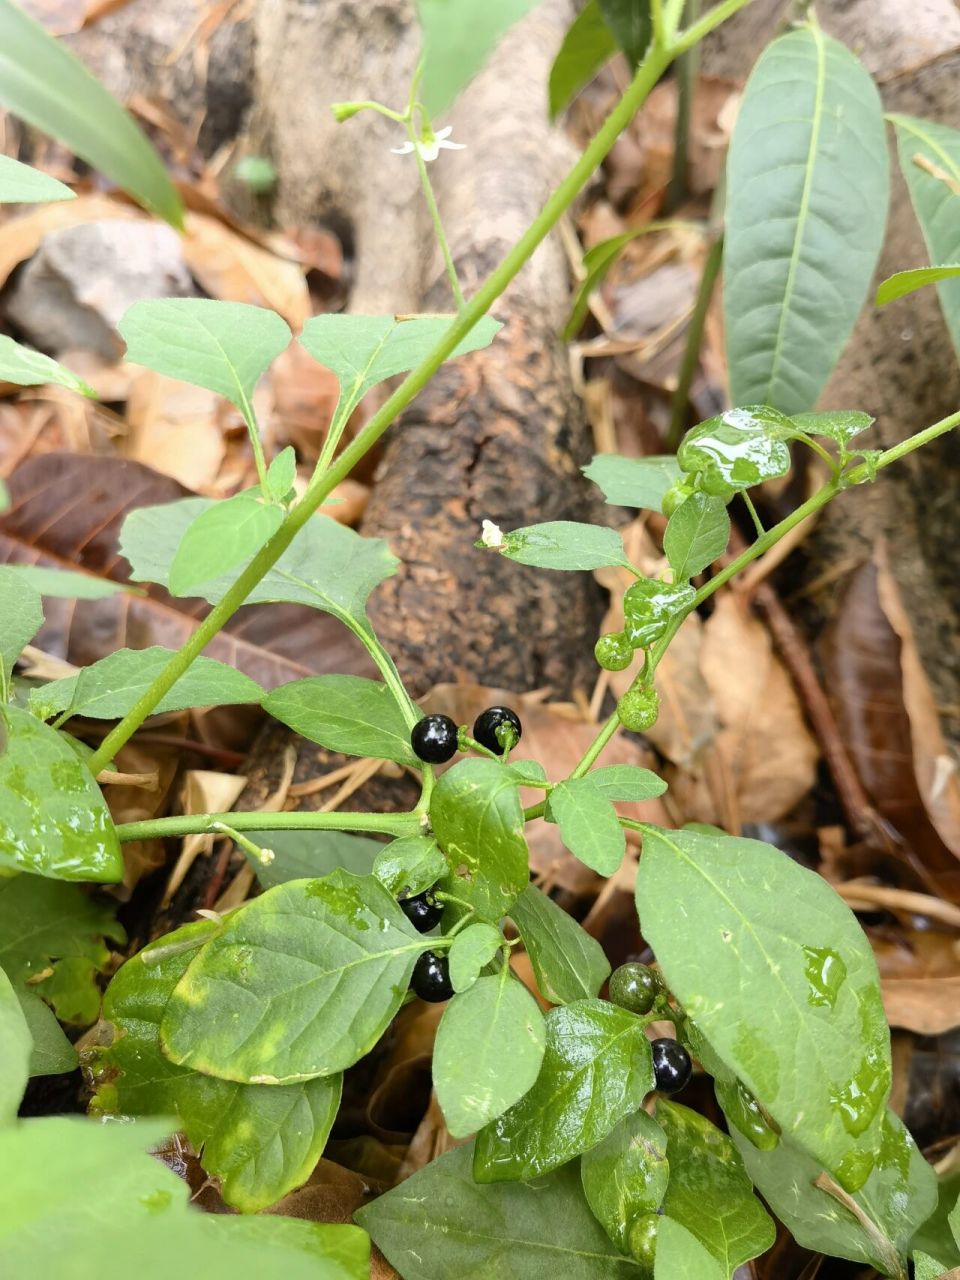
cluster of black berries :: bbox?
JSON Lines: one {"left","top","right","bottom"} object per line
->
{"left": 410, "top": 705, "right": 522, "bottom": 764}
{"left": 609, "top": 961, "right": 692, "bottom": 1094}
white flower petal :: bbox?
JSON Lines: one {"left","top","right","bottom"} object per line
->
{"left": 480, "top": 519, "right": 504, "bottom": 549}
{"left": 437, "top": 139, "right": 466, "bottom": 151}
{"left": 418, "top": 141, "right": 441, "bottom": 161}
{"left": 390, "top": 141, "right": 415, "bottom": 155}
{"left": 435, "top": 126, "right": 453, "bottom": 140}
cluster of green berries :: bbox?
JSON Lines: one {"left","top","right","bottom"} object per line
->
{"left": 410, "top": 704, "right": 522, "bottom": 765}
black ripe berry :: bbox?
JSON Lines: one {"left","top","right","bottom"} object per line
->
{"left": 399, "top": 891, "right": 444, "bottom": 933}
{"left": 411, "top": 950, "right": 454, "bottom": 1002}
{"left": 650, "top": 1038, "right": 692, "bottom": 1094}
{"left": 411, "top": 714, "right": 458, "bottom": 764}
{"left": 609, "top": 962, "right": 659, "bottom": 1015}
{"left": 473, "top": 705, "right": 522, "bottom": 755}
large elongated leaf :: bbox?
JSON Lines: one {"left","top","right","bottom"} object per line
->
{"left": 0, "top": 0, "right": 182, "bottom": 226}
{"left": 0, "top": 707, "right": 122, "bottom": 882}
{"left": 97, "top": 920, "right": 342, "bottom": 1212}
{"left": 358, "top": 1143, "right": 646, "bottom": 1279}
{"left": 414, "top": 0, "right": 540, "bottom": 117}
{"left": 724, "top": 25, "right": 888, "bottom": 413}
{"left": 636, "top": 827, "right": 891, "bottom": 1185}
{"left": 496, "top": 520, "right": 632, "bottom": 572}
{"left": 509, "top": 884, "right": 611, "bottom": 1004}
{"left": 161, "top": 871, "right": 428, "bottom": 1084}
{"left": 0, "top": 967, "right": 30, "bottom": 1123}
{"left": 877, "top": 265, "right": 960, "bottom": 308}
{"left": 0, "top": 154, "right": 73, "bottom": 203}
{"left": 429, "top": 759, "right": 529, "bottom": 923}
{"left": 264, "top": 675, "right": 416, "bottom": 765}
{"left": 473, "top": 999, "right": 654, "bottom": 1182}
{"left": 890, "top": 115, "right": 960, "bottom": 356}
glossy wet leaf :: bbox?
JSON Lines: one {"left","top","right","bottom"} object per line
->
{"left": 0, "top": 872, "right": 124, "bottom": 1025}
{"left": 0, "top": 336, "right": 95, "bottom": 396}
{"left": 448, "top": 923, "right": 504, "bottom": 993}
{"left": 473, "top": 999, "right": 654, "bottom": 1182}
{"left": 16, "top": 988, "right": 76, "bottom": 1076}
{"left": 622, "top": 576, "right": 696, "bottom": 649}
{"left": 415, "top": 0, "right": 539, "bottom": 116}
{"left": 358, "top": 1142, "right": 646, "bottom": 1279}
{"left": 546, "top": 777, "right": 625, "bottom": 876}
{"left": 162, "top": 871, "right": 427, "bottom": 1083}
{"left": 589, "top": 764, "right": 667, "bottom": 803}
{"left": 597, "top": 0, "right": 651, "bottom": 66}
{"left": 30, "top": 646, "right": 263, "bottom": 722}
{"left": 121, "top": 500, "right": 397, "bottom": 628}
{"left": 580, "top": 1109, "right": 668, "bottom": 1251}
{"left": 677, "top": 406, "right": 792, "bottom": 496}
{"left": 0, "top": 155, "right": 73, "bottom": 203}
{"left": 663, "top": 492, "right": 730, "bottom": 582}
{"left": 731, "top": 1108, "right": 936, "bottom": 1276}
{"left": 435, "top": 974, "right": 545, "bottom": 1137}
{"left": 430, "top": 758, "right": 529, "bottom": 923}
{"left": 0, "top": 564, "right": 129, "bottom": 599}
{"left": 724, "top": 26, "right": 888, "bottom": 412}
{"left": 510, "top": 884, "right": 610, "bottom": 1004}
{"left": 0, "top": 967, "right": 30, "bottom": 1123}
{"left": 96, "top": 919, "right": 342, "bottom": 1212}
{"left": 583, "top": 454, "right": 682, "bottom": 512}
{"left": 0, "top": 707, "right": 123, "bottom": 882}
{"left": 119, "top": 299, "right": 291, "bottom": 410}
{"left": 792, "top": 409, "right": 875, "bottom": 450}
{"left": 655, "top": 1219, "right": 725, "bottom": 1280}
{"left": 636, "top": 827, "right": 892, "bottom": 1182}
{"left": 168, "top": 492, "right": 284, "bottom": 596}
{"left": 548, "top": 0, "right": 617, "bottom": 120}
{"left": 0, "top": 569, "right": 42, "bottom": 696}
{"left": 372, "top": 836, "right": 447, "bottom": 899}
{"left": 0, "top": 1116, "right": 367, "bottom": 1279}
{"left": 250, "top": 829, "right": 386, "bottom": 890}
{"left": 656, "top": 1099, "right": 775, "bottom": 1273}
{"left": 496, "top": 520, "right": 633, "bottom": 572}
{"left": 890, "top": 115, "right": 960, "bottom": 356}
{"left": 264, "top": 675, "right": 416, "bottom": 765}
{"left": 299, "top": 313, "right": 500, "bottom": 417}
{"left": 877, "top": 266, "right": 960, "bottom": 308}
{"left": 0, "top": 0, "right": 182, "bottom": 226}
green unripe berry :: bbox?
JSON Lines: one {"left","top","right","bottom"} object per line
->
{"left": 617, "top": 686, "right": 660, "bottom": 733}
{"left": 594, "top": 631, "right": 633, "bottom": 672}
{"left": 627, "top": 1213, "right": 659, "bottom": 1269}
{"left": 661, "top": 480, "right": 694, "bottom": 519}
{"left": 609, "top": 962, "right": 660, "bottom": 1015}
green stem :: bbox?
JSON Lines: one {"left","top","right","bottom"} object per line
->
{"left": 665, "top": 0, "right": 701, "bottom": 211}
{"left": 651, "top": 0, "right": 667, "bottom": 44}
{"left": 210, "top": 821, "right": 272, "bottom": 864}
{"left": 342, "top": 615, "right": 422, "bottom": 729}
{"left": 674, "top": 0, "right": 756, "bottom": 54}
{"left": 791, "top": 431, "right": 841, "bottom": 476}
{"left": 667, "top": 231, "right": 723, "bottom": 449}
{"left": 116, "top": 808, "right": 422, "bottom": 844}
{"left": 410, "top": 129, "right": 466, "bottom": 311}
{"left": 741, "top": 490, "right": 765, "bottom": 537}
{"left": 239, "top": 390, "right": 270, "bottom": 491}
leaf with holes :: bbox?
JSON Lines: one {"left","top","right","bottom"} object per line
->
{"left": 264, "top": 675, "right": 416, "bottom": 765}
{"left": 495, "top": 520, "right": 633, "bottom": 572}
{"left": 663, "top": 492, "right": 730, "bottom": 582}
{"left": 510, "top": 884, "right": 611, "bottom": 1005}
{"left": 583, "top": 454, "right": 682, "bottom": 513}
{"left": 581, "top": 1109, "right": 669, "bottom": 1251}
{"left": 724, "top": 26, "right": 888, "bottom": 412}
{"left": 546, "top": 778, "right": 625, "bottom": 876}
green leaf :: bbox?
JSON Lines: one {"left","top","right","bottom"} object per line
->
{"left": 546, "top": 777, "right": 625, "bottom": 876}
{"left": 96, "top": 920, "right": 342, "bottom": 1212}
{"left": 0, "top": 564, "right": 128, "bottom": 599}
{"left": 724, "top": 25, "right": 889, "bottom": 413}
{"left": 548, "top": 0, "right": 618, "bottom": 120}
{"left": 414, "top": 0, "right": 540, "bottom": 117}
{"left": 597, "top": 0, "right": 651, "bottom": 66}
{"left": 0, "top": 1116, "right": 368, "bottom": 1279}
{"left": 656, "top": 1099, "right": 775, "bottom": 1273}
{"left": 580, "top": 1109, "right": 669, "bottom": 1251}
{"left": 877, "top": 265, "right": 960, "bottom": 307}
{"left": 16, "top": 988, "right": 77, "bottom": 1076}
{"left": 168, "top": 492, "right": 284, "bottom": 596}
{"left": 372, "top": 836, "right": 446, "bottom": 899}
{"left": 473, "top": 999, "right": 654, "bottom": 1181}
{"left": 266, "top": 445, "right": 297, "bottom": 501}
{"left": 161, "top": 871, "right": 427, "bottom": 1084}
{"left": 950, "top": 1192, "right": 960, "bottom": 1252}
{"left": 495, "top": 520, "right": 632, "bottom": 571}
{"left": 119, "top": 299, "right": 291, "bottom": 410}
{"left": 429, "top": 758, "right": 529, "bottom": 923}
{"left": 249, "top": 829, "right": 386, "bottom": 890}
{"left": 636, "top": 827, "right": 892, "bottom": 1183}
{"left": 663, "top": 492, "right": 730, "bottom": 581}
{"left": 448, "top": 923, "right": 504, "bottom": 993}
{"left": 264, "top": 675, "right": 416, "bottom": 765}
{"left": 30, "top": 646, "right": 263, "bottom": 722}
{"left": 121, "top": 500, "right": 397, "bottom": 627}
{"left": 912, "top": 1172, "right": 960, "bottom": 1268}
{"left": 0, "top": 569, "right": 42, "bottom": 696}
{"left": 0, "top": 872, "right": 124, "bottom": 1024}
{"left": 732, "top": 1108, "right": 936, "bottom": 1276}
{"left": 589, "top": 764, "right": 668, "bottom": 803}
{"left": 358, "top": 1142, "right": 647, "bottom": 1278}
{"left": 510, "top": 884, "right": 611, "bottom": 1004}
{"left": 434, "top": 974, "right": 545, "bottom": 1137}
{"left": 0, "top": 335, "right": 95, "bottom": 396}
{"left": 299, "top": 313, "right": 500, "bottom": 418}
{"left": 583, "top": 454, "right": 682, "bottom": 512}
{"left": 0, "top": 967, "right": 30, "bottom": 1123}
{"left": 0, "top": 154, "right": 73, "bottom": 203}
{"left": 0, "top": 707, "right": 123, "bottom": 882}
{"left": 913, "top": 1252, "right": 950, "bottom": 1280}
{"left": 655, "top": 1218, "right": 725, "bottom": 1280}
{"left": 791, "top": 409, "right": 875, "bottom": 449}
{"left": 565, "top": 225, "right": 680, "bottom": 339}
{"left": 677, "top": 406, "right": 793, "bottom": 495}
{"left": 0, "top": 0, "right": 182, "bottom": 226}
{"left": 890, "top": 115, "right": 960, "bottom": 356}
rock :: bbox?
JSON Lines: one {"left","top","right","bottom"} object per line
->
{"left": 4, "top": 220, "right": 196, "bottom": 360}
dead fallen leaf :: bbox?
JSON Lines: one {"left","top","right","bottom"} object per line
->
{"left": 122, "top": 371, "right": 225, "bottom": 490}
{"left": 270, "top": 341, "right": 340, "bottom": 460}
{"left": 162, "top": 770, "right": 248, "bottom": 905}
{"left": 882, "top": 977, "right": 960, "bottom": 1036}
{"left": 102, "top": 739, "right": 181, "bottom": 894}
{"left": 182, "top": 211, "right": 310, "bottom": 327}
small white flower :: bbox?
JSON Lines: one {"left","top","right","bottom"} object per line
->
{"left": 480, "top": 519, "right": 504, "bottom": 549}
{"left": 259, "top": 847, "right": 276, "bottom": 866}
{"left": 391, "top": 125, "right": 465, "bottom": 162}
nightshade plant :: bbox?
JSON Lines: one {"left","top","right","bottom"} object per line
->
{"left": 2, "top": 1, "right": 960, "bottom": 1277}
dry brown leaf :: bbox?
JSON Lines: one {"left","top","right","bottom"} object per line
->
{"left": 182, "top": 212, "right": 310, "bottom": 327}
{"left": 122, "top": 370, "right": 225, "bottom": 490}
{"left": 0, "top": 195, "right": 143, "bottom": 290}
{"left": 162, "top": 770, "right": 248, "bottom": 905}
{"left": 102, "top": 739, "right": 181, "bottom": 894}
{"left": 882, "top": 977, "right": 960, "bottom": 1036}
{"left": 270, "top": 341, "right": 340, "bottom": 459}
